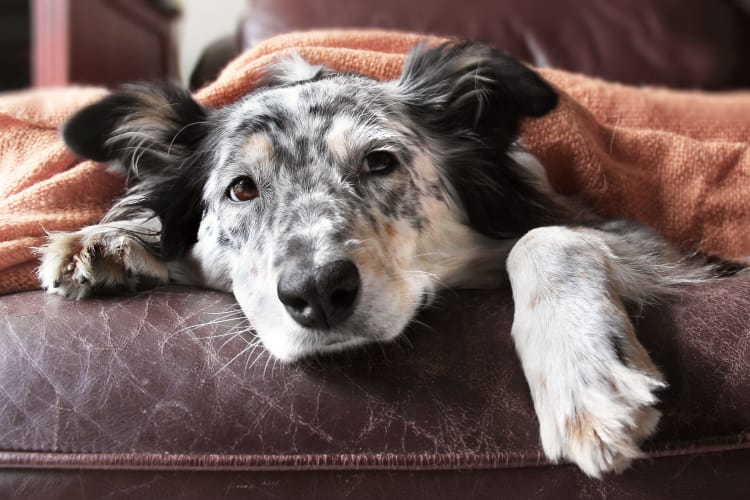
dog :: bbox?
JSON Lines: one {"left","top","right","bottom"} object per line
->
{"left": 37, "top": 42, "right": 726, "bottom": 477}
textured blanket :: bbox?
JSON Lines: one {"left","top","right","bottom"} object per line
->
{"left": 1, "top": 30, "right": 748, "bottom": 294}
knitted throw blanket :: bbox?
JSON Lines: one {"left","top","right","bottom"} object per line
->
{"left": 1, "top": 30, "right": 748, "bottom": 294}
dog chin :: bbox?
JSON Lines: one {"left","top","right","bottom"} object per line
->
{"left": 233, "top": 282, "right": 423, "bottom": 362}
{"left": 235, "top": 303, "right": 408, "bottom": 363}
{"left": 253, "top": 321, "right": 396, "bottom": 363}
{"left": 265, "top": 332, "right": 375, "bottom": 363}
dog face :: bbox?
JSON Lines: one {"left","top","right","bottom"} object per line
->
{"left": 202, "top": 70, "right": 463, "bottom": 360}
{"left": 62, "top": 42, "right": 560, "bottom": 361}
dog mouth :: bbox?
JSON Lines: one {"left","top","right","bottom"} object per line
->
{"left": 272, "top": 332, "right": 375, "bottom": 363}
{"left": 321, "top": 335, "right": 358, "bottom": 346}
{"left": 234, "top": 262, "right": 426, "bottom": 362}
{"left": 318, "top": 335, "right": 372, "bottom": 351}
{"left": 262, "top": 285, "right": 428, "bottom": 362}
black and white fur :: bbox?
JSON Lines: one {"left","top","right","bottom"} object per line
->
{"left": 38, "top": 43, "right": 725, "bottom": 477}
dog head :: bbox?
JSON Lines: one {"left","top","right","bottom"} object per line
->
{"left": 63, "top": 42, "right": 559, "bottom": 361}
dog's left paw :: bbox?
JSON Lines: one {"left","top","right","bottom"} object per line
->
{"left": 535, "top": 360, "right": 665, "bottom": 478}
{"left": 510, "top": 276, "right": 667, "bottom": 477}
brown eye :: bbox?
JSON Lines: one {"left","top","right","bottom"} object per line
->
{"left": 360, "top": 151, "right": 399, "bottom": 176}
{"left": 227, "top": 177, "right": 259, "bottom": 202}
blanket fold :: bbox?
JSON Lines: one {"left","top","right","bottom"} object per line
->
{"left": 1, "top": 30, "right": 748, "bottom": 294}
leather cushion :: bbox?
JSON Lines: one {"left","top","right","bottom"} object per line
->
{"left": 1, "top": 279, "right": 748, "bottom": 465}
{"left": 242, "top": 0, "right": 750, "bottom": 89}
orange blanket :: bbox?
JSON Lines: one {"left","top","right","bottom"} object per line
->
{"left": 1, "top": 30, "right": 748, "bottom": 294}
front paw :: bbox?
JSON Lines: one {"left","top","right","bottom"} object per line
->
{"left": 37, "top": 229, "right": 168, "bottom": 299}
{"left": 535, "top": 361, "right": 665, "bottom": 478}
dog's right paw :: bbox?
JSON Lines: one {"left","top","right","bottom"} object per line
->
{"left": 37, "top": 229, "right": 169, "bottom": 299}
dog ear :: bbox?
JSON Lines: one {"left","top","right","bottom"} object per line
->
{"left": 398, "top": 41, "right": 557, "bottom": 144}
{"left": 62, "top": 83, "right": 210, "bottom": 259}
{"left": 397, "top": 42, "right": 562, "bottom": 238}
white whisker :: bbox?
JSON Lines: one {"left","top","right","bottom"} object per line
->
{"left": 213, "top": 343, "right": 254, "bottom": 376}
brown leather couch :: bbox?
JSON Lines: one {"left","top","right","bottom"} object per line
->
{"left": 3, "top": 1, "right": 750, "bottom": 498}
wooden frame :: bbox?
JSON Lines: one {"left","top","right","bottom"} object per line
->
{"left": 32, "top": 0, "right": 178, "bottom": 88}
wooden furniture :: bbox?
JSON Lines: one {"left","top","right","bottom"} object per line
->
{"left": 0, "top": 0, "right": 31, "bottom": 91}
{"left": 32, "top": 0, "right": 179, "bottom": 88}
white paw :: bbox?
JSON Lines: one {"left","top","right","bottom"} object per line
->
{"left": 37, "top": 228, "right": 169, "bottom": 299}
{"left": 507, "top": 224, "right": 671, "bottom": 477}
{"left": 534, "top": 358, "right": 665, "bottom": 478}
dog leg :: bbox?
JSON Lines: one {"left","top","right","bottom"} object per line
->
{"left": 507, "top": 225, "right": 669, "bottom": 477}
{"left": 37, "top": 217, "right": 169, "bottom": 299}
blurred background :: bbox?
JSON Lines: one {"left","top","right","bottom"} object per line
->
{"left": 1, "top": 0, "right": 749, "bottom": 93}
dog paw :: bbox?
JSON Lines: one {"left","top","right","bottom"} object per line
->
{"left": 37, "top": 228, "right": 169, "bottom": 299}
{"left": 535, "top": 360, "right": 665, "bottom": 478}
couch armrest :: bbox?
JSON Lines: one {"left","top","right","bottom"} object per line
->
{"left": 1, "top": 278, "right": 749, "bottom": 497}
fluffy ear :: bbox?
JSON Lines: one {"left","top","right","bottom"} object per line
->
{"left": 397, "top": 42, "right": 562, "bottom": 238}
{"left": 62, "top": 83, "right": 210, "bottom": 258}
{"left": 398, "top": 41, "right": 557, "bottom": 141}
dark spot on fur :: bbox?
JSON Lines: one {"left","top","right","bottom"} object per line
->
{"left": 610, "top": 329, "right": 628, "bottom": 365}
{"left": 238, "top": 112, "right": 291, "bottom": 135}
{"left": 428, "top": 181, "right": 444, "bottom": 200}
{"left": 217, "top": 229, "right": 232, "bottom": 248}
{"left": 308, "top": 103, "right": 333, "bottom": 117}
{"left": 293, "top": 135, "right": 310, "bottom": 160}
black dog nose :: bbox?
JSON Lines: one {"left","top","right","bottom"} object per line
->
{"left": 277, "top": 259, "right": 360, "bottom": 329}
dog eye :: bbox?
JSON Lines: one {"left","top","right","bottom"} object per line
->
{"left": 227, "top": 177, "right": 259, "bottom": 202}
{"left": 360, "top": 151, "right": 399, "bottom": 176}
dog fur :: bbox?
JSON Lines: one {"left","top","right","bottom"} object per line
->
{"left": 38, "top": 42, "right": 724, "bottom": 477}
